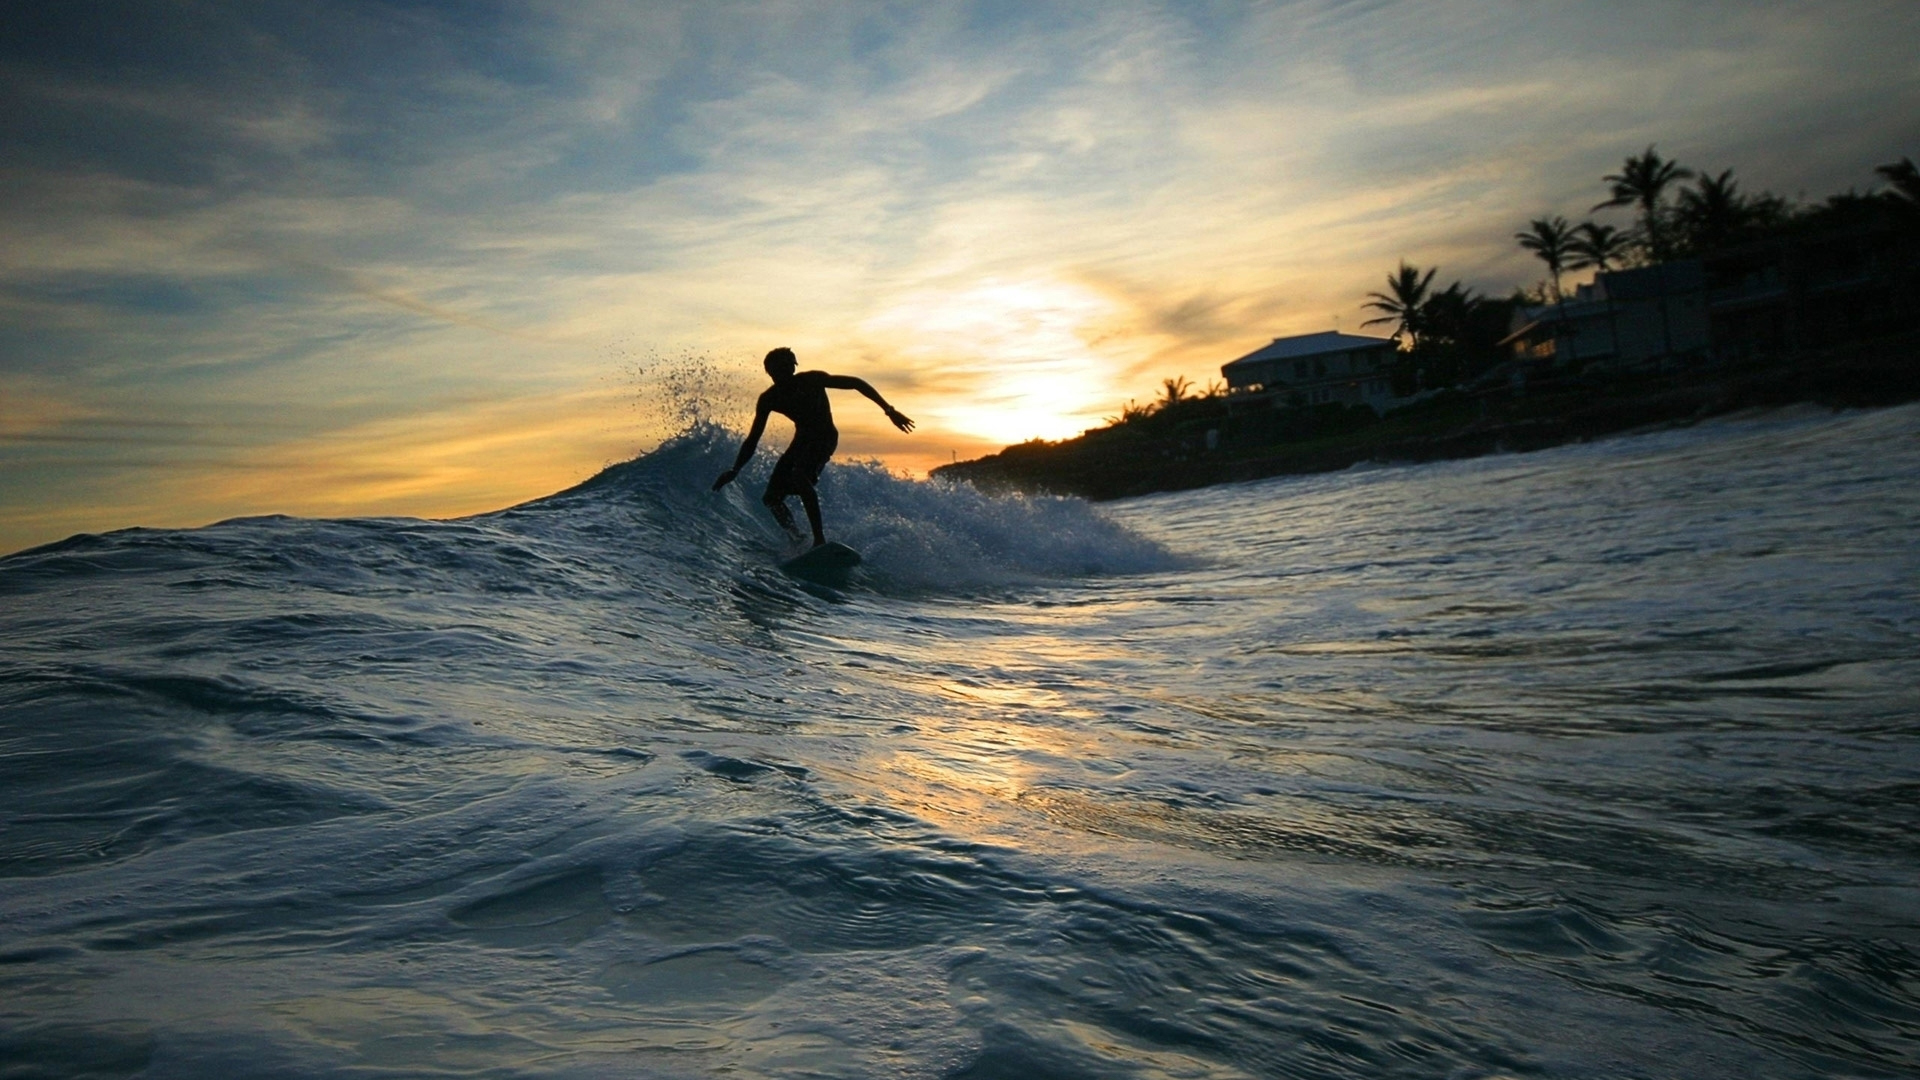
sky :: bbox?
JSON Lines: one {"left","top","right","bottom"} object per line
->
{"left": 2, "top": 0, "right": 1917, "bottom": 553}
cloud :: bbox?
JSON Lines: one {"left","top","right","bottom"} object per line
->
{"left": 0, "top": 378, "right": 100, "bottom": 439}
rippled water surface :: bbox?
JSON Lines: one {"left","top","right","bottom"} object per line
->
{"left": 3, "top": 406, "right": 1918, "bottom": 1078}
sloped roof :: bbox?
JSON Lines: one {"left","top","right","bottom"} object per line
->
{"left": 1222, "top": 330, "right": 1396, "bottom": 371}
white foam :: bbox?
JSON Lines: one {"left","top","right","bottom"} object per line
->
{"left": 532, "top": 423, "right": 1181, "bottom": 594}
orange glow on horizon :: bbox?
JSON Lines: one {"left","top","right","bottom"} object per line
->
{"left": 860, "top": 277, "right": 1141, "bottom": 446}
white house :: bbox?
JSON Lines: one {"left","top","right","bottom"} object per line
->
{"left": 1220, "top": 331, "right": 1402, "bottom": 412}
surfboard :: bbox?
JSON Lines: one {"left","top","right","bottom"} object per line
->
{"left": 780, "top": 541, "right": 861, "bottom": 586}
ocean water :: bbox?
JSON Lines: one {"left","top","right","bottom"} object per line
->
{"left": 2, "top": 405, "right": 1917, "bottom": 1079}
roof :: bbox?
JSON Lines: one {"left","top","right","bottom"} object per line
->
{"left": 1221, "top": 331, "right": 1397, "bottom": 372}
{"left": 1497, "top": 318, "right": 1552, "bottom": 348}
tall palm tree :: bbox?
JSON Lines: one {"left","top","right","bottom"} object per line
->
{"left": 1159, "top": 375, "right": 1193, "bottom": 409}
{"left": 1361, "top": 261, "right": 1437, "bottom": 348}
{"left": 1595, "top": 145, "right": 1693, "bottom": 263}
{"left": 1515, "top": 216, "right": 1575, "bottom": 301}
{"left": 1566, "top": 222, "right": 1631, "bottom": 274}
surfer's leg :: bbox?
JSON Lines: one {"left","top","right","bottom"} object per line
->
{"left": 798, "top": 486, "right": 825, "bottom": 547}
{"left": 763, "top": 453, "right": 808, "bottom": 540}
{"left": 797, "top": 436, "right": 833, "bottom": 547}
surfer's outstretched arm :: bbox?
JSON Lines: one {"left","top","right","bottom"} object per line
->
{"left": 825, "top": 375, "right": 915, "bottom": 433}
{"left": 713, "top": 400, "right": 771, "bottom": 490}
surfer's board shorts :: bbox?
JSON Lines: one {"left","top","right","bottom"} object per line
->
{"left": 766, "top": 430, "right": 838, "bottom": 497}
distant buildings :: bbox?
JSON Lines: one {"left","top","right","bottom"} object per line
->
{"left": 1501, "top": 262, "right": 1710, "bottom": 373}
{"left": 1220, "top": 331, "right": 1402, "bottom": 412}
{"left": 1503, "top": 218, "right": 1917, "bottom": 375}
{"left": 1703, "top": 219, "right": 1916, "bottom": 361}
{"left": 1219, "top": 215, "right": 1914, "bottom": 417}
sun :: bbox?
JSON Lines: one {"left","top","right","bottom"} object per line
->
{"left": 863, "top": 277, "right": 1132, "bottom": 445}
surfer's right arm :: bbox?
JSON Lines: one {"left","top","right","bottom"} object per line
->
{"left": 713, "top": 397, "right": 772, "bottom": 490}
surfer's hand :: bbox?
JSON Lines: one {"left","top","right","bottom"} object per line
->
{"left": 712, "top": 469, "right": 737, "bottom": 491}
{"left": 886, "top": 407, "right": 915, "bottom": 433}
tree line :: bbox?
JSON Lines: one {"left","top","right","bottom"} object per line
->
{"left": 1356, "top": 149, "right": 1919, "bottom": 394}
{"left": 1099, "top": 148, "right": 1917, "bottom": 426}
{"left": 947, "top": 151, "right": 1919, "bottom": 490}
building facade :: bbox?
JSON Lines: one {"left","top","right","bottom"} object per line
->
{"left": 1703, "top": 220, "right": 1918, "bottom": 361}
{"left": 1501, "top": 262, "right": 1711, "bottom": 373}
{"left": 1220, "top": 331, "right": 1402, "bottom": 413}
{"left": 1503, "top": 216, "right": 1916, "bottom": 373}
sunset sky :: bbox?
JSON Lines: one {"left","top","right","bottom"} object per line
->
{"left": 3, "top": 0, "right": 1917, "bottom": 552}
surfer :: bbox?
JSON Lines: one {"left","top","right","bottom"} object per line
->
{"left": 713, "top": 346, "right": 915, "bottom": 546}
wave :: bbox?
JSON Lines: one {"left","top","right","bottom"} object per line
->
{"left": 516, "top": 422, "right": 1178, "bottom": 593}
{"left": 4, "top": 424, "right": 1178, "bottom": 602}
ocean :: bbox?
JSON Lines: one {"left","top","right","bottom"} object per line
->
{"left": 2, "top": 403, "right": 1916, "bottom": 1078}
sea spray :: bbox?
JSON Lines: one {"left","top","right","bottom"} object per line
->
{"left": 609, "top": 342, "right": 751, "bottom": 457}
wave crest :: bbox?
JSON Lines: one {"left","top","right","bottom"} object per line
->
{"left": 529, "top": 423, "right": 1178, "bottom": 592}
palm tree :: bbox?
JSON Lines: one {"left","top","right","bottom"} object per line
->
{"left": 1361, "top": 261, "right": 1437, "bottom": 348}
{"left": 1567, "top": 222, "right": 1629, "bottom": 360}
{"left": 1418, "top": 282, "right": 1479, "bottom": 347}
{"left": 1595, "top": 145, "right": 1693, "bottom": 262}
{"left": 1417, "top": 282, "right": 1484, "bottom": 385}
{"left": 1566, "top": 222, "right": 1631, "bottom": 274}
{"left": 1672, "top": 168, "right": 1750, "bottom": 254}
{"left": 1515, "top": 216, "right": 1575, "bottom": 301}
{"left": 1158, "top": 375, "right": 1193, "bottom": 409}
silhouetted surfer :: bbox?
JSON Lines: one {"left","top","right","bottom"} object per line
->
{"left": 713, "top": 347, "right": 914, "bottom": 547}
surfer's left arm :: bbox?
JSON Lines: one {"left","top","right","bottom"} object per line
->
{"left": 826, "top": 375, "right": 915, "bottom": 433}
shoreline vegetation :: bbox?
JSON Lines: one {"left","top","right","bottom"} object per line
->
{"left": 932, "top": 150, "right": 1920, "bottom": 500}
{"left": 930, "top": 334, "right": 1920, "bottom": 500}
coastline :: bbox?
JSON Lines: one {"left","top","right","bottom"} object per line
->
{"left": 931, "top": 332, "right": 1920, "bottom": 500}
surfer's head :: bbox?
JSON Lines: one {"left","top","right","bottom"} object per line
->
{"left": 763, "top": 347, "right": 797, "bottom": 381}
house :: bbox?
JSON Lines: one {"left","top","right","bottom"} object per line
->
{"left": 1220, "top": 331, "right": 1402, "bottom": 413}
{"left": 1703, "top": 219, "right": 1919, "bottom": 362}
{"left": 1501, "top": 262, "right": 1711, "bottom": 373}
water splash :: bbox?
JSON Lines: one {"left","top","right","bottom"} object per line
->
{"left": 609, "top": 342, "right": 743, "bottom": 450}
